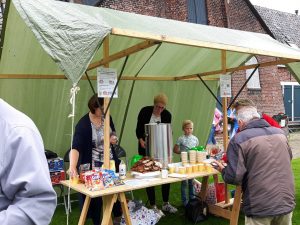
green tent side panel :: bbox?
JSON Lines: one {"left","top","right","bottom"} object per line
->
{"left": 0, "top": 78, "right": 218, "bottom": 160}
{"left": 0, "top": 3, "right": 63, "bottom": 75}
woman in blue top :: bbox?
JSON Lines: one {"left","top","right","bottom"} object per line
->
{"left": 69, "top": 94, "right": 121, "bottom": 225}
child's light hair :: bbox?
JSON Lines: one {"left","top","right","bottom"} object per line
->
{"left": 182, "top": 120, "right": 193, "bottom": 130}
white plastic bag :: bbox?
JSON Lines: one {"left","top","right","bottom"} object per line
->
{"left": 120, "top": 201, "right": 162, "bottom": 225}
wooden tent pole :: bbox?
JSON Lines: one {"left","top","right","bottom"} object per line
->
{"left": 221, "top": 50, "right": 230, "bottom": 204}
{"left": 103, "top": 37, "right": 111, "bottom": 169}
{"left": 221, "top": 50, "right": 229, "bottom": 151}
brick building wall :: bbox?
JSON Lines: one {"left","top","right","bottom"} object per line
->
{"left": 206, "top": 0, "right": 288, "bottom": 115}
{"left": 74, "top": 0, "right": 296, "bottom": 115}
{"left": 77, "top": 0, "right": 188, "bottom": 21}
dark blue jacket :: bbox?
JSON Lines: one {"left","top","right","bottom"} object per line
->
{"left": 72, "top": 113, "right": 120, "bottom": 170}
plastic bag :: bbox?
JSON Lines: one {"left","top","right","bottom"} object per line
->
{"left": 120, "top": 201, "right": 162, "bottom": 225}
{"left": 185, "top": 196, "right": 208, "bottom": 223}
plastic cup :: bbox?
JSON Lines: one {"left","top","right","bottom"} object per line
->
{"left": 204, "top": 163, "right": 213, "bottom": 173}
{"left": 161, "top": 169, "right": 168, "bottom": 179}
{"left": 186, "top": 165, "right": 192, "bottom": 174}
{"left": 198, "top": 163, "right": 204, "bottom": 172}
{"left": 192, "top": 164, "right": 198, "bottom": 173}
{"left": 189, "top": 150, "right": 196, "bottom": 163}
{"left": 196, "top": 151, "right": 206, "bottom": 163}
{"left": 178, "top": 166, "right": 186, "bottom": 174}
{"left": 168, "top": 165, "right": 175, "bottom": 174}
{"left": 71, "top": 175, "right": 79, "bottom": 184}
{"left": 181, "top": 151, "right": 188, "bottom": 160}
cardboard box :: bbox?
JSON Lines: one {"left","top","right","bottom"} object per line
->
{"left": 50, "top": 170, "right": 66, "bottom": 184}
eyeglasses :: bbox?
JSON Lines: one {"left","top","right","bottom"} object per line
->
{"left": 155, "top": 104, "right": 165, "bottom": 110}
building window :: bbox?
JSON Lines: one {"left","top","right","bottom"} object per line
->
{"left": 187, "top": 0, "right": 207, "bottom": 25}
{"left": 245, "top": 56, "right": 261, "bottom": 90}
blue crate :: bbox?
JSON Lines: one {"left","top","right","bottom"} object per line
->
{"left": 48, "top": 157, "right": 64, "bottom": 172}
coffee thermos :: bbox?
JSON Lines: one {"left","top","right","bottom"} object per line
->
{"left": 144, "top": 123, "right": 173, "bottom": 168}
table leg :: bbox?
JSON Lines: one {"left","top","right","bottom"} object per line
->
{"left": 118, "top": 192, "right": 132, "bottom": 225}
{"left": 230, "top": 185, "right": 242, "bottom": 225}
{"left": 78, "top": 196, "right": 91, "bottom": 225}
{"left": 199, "top": 176, "right": 209, "bottom": 200}
{"left": 101, "top": 194, "right": 118, "bottom": 225}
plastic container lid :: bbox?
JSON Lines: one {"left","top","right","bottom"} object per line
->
{"left": 130, "top": 154, "right": 143, "bottom": 168}
{"left": 189, "top": 146, "right": 206, "bottom": 151}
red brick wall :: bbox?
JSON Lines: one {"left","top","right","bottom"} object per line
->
{"left": 75, "top": 0, "right": 296, "bottom": 115}
{"left": 278, "top": 67, "right": 297, "bottom": 82}
{"left": 205, "top": 0, "right": 227, "bottom": 27}
{"left": 206, "top": 0, "right": 292, "bottom": 115}
{"left": 81, "top": 0, "right": 188, "bottom": 21}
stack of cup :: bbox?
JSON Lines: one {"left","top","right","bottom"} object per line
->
{"left": 197, "top": 151, "right": 207, "bottom": 163}
{"left": 189, "top": 150, "right": 196, "bottom": 164}
{"left": 181, "top": 152, "right": 188, "bottom": 165}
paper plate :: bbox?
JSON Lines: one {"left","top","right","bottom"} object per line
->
{"left": 131, "top": 171, "right": 161, "bottom": 179}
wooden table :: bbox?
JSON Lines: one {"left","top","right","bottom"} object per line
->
{"left": 61, "top": 170, "right": 219, "bottom": 225}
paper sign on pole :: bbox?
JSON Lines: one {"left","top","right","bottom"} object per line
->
{"left": 220, "top": 75, "right": 232, "bottom": 97}
{"left": 97, "top": 67, "right": 118, "bottom": 98}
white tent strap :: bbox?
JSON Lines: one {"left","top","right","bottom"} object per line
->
{"left": 67, "top": 84, "right": 80, "bottom": 224}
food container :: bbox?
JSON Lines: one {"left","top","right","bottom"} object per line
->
{"left": 145, "top": 123, "right": 173, "bottom": 167}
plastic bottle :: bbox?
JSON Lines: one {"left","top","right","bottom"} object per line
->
{"left": 110, "top": 160, "right": 116, "bottom": 172}
{"left": 119, "top": 160, "right": 127, "bottom": 180}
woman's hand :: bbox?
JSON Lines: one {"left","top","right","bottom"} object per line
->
{"left": 68, "top": 149, "right": 79, "bottom": 179}
{"left": 139, "top": 138, "right": 146, "bottom": 149}
{"left": 68, "top": 166, "right": 78, "bottom": 179}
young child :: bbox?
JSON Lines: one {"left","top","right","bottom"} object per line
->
{"left": 173, "top": 120, "right": 199, "bottom": 206}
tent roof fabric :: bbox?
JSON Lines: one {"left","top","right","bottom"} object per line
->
{"left": 1, "top": 0, "right": 300, "bottom": 83}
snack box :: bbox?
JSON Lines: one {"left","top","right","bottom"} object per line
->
{"left": 48, "top": 157, "right": 64, "bottom": 172}
{"left": 50, "top": 170, "right": 66, "bottom": 184}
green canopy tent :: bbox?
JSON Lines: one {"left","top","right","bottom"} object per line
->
{"left": 1, "top": 0, "right": 300, "bottom": 161}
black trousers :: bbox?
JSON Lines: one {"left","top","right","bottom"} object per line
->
{"left": 146, "top": 184, "right": 170, "bottom": 205}
{"left": 138, "top": 145, "right": 170, "bottom": 205}
{"left": 79, "top": 194, "right": 122, "bottom": 225}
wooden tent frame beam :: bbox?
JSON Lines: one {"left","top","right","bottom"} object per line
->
{"left": 112, "top": 28, "right": 300, "bottom": 60}
{"left": 87, "top": 39, "right": 160, "bottom": 71}
{"left": 0, "top": 74, "right": 217, "bottom": 81}
{"left": 175, "top": 58, "right": 299, "bottom": 81}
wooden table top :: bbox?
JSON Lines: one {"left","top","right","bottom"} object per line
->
{"left": 60, "top": 170, "right": 218, "bottom": 198}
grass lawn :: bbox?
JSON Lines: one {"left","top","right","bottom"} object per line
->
{"left": 51, "top": 158, "right": 300, "bottom": 225}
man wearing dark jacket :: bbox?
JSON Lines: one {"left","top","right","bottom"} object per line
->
{"left": 214, "top": 99, "right": 295, "bottom": 225}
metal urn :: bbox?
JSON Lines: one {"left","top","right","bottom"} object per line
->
{"left": 145, "top": 123, "right": 173, "bottom": 167}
